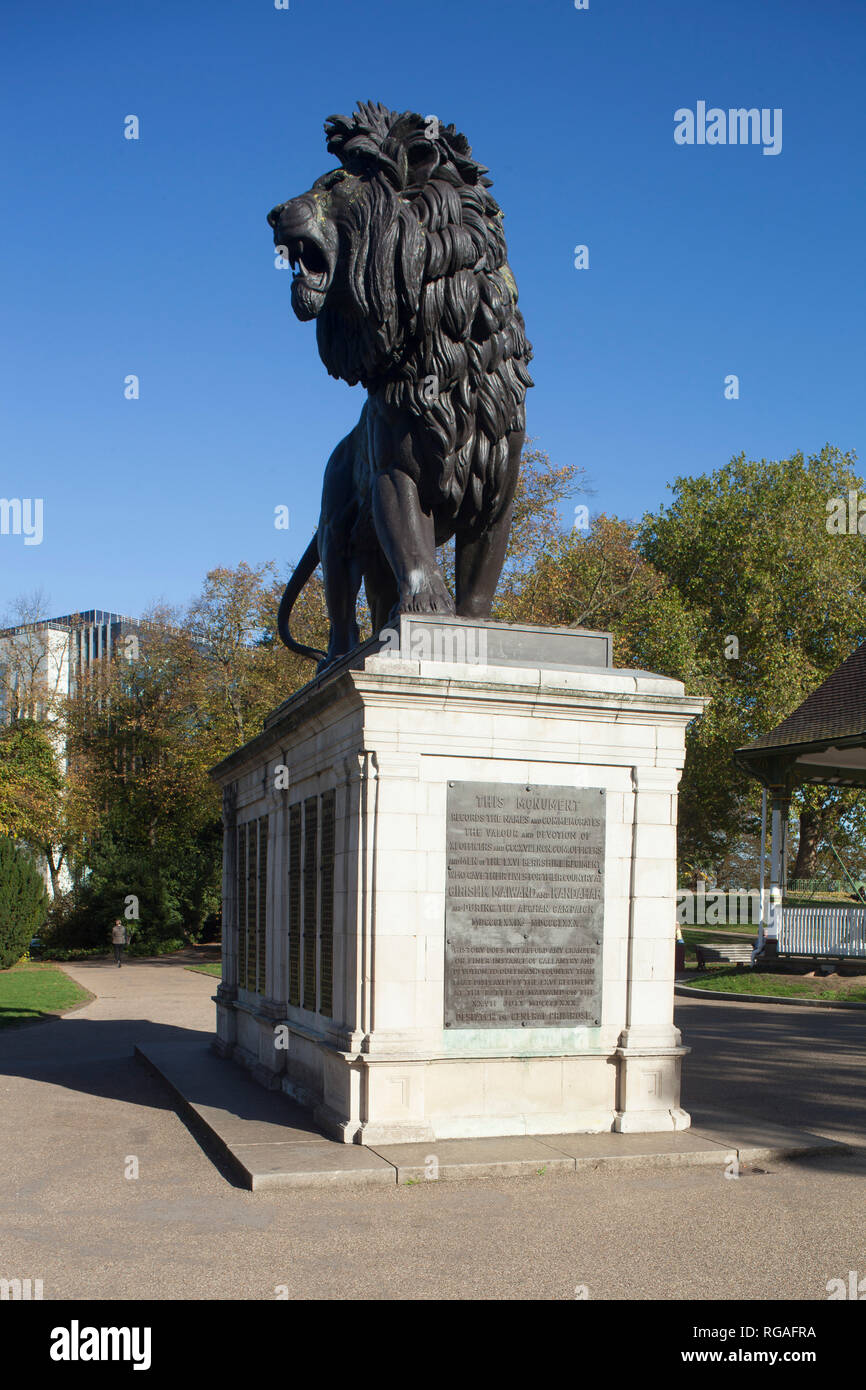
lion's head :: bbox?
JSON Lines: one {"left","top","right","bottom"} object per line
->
{"left": 268, "top": 102, "right": 532, "bottom": 511}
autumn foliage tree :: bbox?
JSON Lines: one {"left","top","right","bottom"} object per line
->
{"left": 59, "top": 560, "right": 329, "bottom": 946}
{"left": 496, "top": 514, "right": 702, "bottom": 680}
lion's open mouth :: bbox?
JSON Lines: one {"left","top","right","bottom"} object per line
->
{"left": 282, "top": 234, "right": 332, "bottom": 321}
{"left": 285, "top": 236, "right": 330, "bottom": 292}
{"left": 269, "top": 195, "right": 338, "bottom": 322}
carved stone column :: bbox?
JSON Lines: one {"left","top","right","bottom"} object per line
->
{"left": 614, "top": 766, "right": 690, "bottom": 1132}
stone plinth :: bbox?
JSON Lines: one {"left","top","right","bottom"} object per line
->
{"left": 210, "top": 622, "right": 704, "bottom": 1144}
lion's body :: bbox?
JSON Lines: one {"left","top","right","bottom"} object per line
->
{"left": 269, "top": 103, "right": 532, "bottom": 668}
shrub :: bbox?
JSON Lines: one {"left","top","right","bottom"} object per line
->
{"left": 46, "top": 827, "right": 191, "bottom": 951}
{"left": 42, "top": 890, "right": 76, "bottom": 944}
{"left": 127, "top": 935, "right": 186, "bottom": 957}
{"left": 43, "top": 946, "right": 109, "bottom": 962}
{"left": 0, "top": 838, "right": 49, "bottom": 969}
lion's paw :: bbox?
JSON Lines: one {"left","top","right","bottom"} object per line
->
{"left": 399, "top": 579, "right": 456, "bottom": 616}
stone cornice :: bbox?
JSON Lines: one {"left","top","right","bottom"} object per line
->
{"left": 210, "top": 655, "right": 706, "bottom": 787}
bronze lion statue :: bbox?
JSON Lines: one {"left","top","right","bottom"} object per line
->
{"left": 268, "top": 101, "right": 533, "bottom": 670}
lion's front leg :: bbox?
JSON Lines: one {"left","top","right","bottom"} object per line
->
{"left": 371, "top": 468, "right": 455, "bottom": 617}
{"left": 316, "top": 427, "right": 364, "bottom": 670}
{"left": 454, "top": 428, "right": 523, "bottom": 618}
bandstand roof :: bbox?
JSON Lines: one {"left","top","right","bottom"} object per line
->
{"left": 736, "top": 642, "right": 866, "bottom": 789}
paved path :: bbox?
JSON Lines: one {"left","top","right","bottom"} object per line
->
{"left": 0, "top": 958, "right": 864, "bottom": 1300}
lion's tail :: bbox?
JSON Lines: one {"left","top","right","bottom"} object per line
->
{"left": 278, "top": 534, "right": 327, "bottom": 664}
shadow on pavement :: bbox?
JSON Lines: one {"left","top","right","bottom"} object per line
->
{"left": 0, "top": 1014, "right": 210, "bottom": 1099}
{"left": 678, "top": 997, "right": 865, "bottom": 1171}
{"left": 0, "top": 1012, "right": 249, "bottom": 1186}
{"left": 0, "top": 976, "right": 862, "bottom": 1183}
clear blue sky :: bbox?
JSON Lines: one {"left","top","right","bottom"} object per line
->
{"left": 2, "top": 0, "right": 864, "bottom": 620}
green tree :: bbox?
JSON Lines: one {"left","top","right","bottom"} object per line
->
{"left": 488, "top": 443, "right": 866, "bottom": 881}
{"left": 639, "top": 444, "right": 866, "bottom": 876}
{"left": 0, "top": 837, "right": 48, "bottom": 969}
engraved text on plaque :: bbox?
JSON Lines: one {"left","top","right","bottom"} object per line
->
{"left": 444, "top": 782, "right": 605, "bottom": 1028}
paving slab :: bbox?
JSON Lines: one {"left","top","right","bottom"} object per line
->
{"left": 367, "top": 1135, "right": 575, "bottom": 1182}
{"left": 536, "top": 1129, "right": 732, "bottom": 1169}
{"left": 688, "top": 1110, "right": 848, "bottom": 1164}
{"left": 231, "top": 1141, "right": 396, "bottom": 1190}
{"left": 136, "top": 1040, "right": 848, "bottom": 1190}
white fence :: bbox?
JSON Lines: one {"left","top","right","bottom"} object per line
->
{"left": 779, "top": 905, "right": 866, "bottom": 958}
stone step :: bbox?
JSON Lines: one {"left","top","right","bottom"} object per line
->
{"left": 136, "top": 1041, "right": 846, "bottom": 1190}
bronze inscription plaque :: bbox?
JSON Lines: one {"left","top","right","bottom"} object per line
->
{"left": 445, "top": 782, "right": 605, "bottom": 1028}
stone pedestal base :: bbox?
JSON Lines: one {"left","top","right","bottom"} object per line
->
{"left": 211, "top": 622, "right": 703, "bottom": 1142}
{"left": 614, "top": 1029, "right": 690, "bottom": 1132}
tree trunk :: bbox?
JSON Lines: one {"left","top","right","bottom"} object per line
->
{"left": 45, "top": 845, "right": 66, "bottom": 900}
{"left": 792, "top": 809, "right": 822, "bottom": 880}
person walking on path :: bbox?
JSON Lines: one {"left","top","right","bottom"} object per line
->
{"left": 111, "top": 919, "right": 127, "bottom": 967}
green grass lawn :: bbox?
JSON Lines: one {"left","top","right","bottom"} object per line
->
{"left": 685, "top": 967, "right": 866, "bottom": 1002}
{"left": 185, "top": 962, "right": 222, "bottom": 979}
{"left": 0, "top": 961, "right": 93, "bottom": 1028}
{"left": 784, "top": 891, "right": 863, "bottom": 907}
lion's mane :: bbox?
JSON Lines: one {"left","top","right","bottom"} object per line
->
{"left": 316, "top": 102, "right": 533, "bottom": 517}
